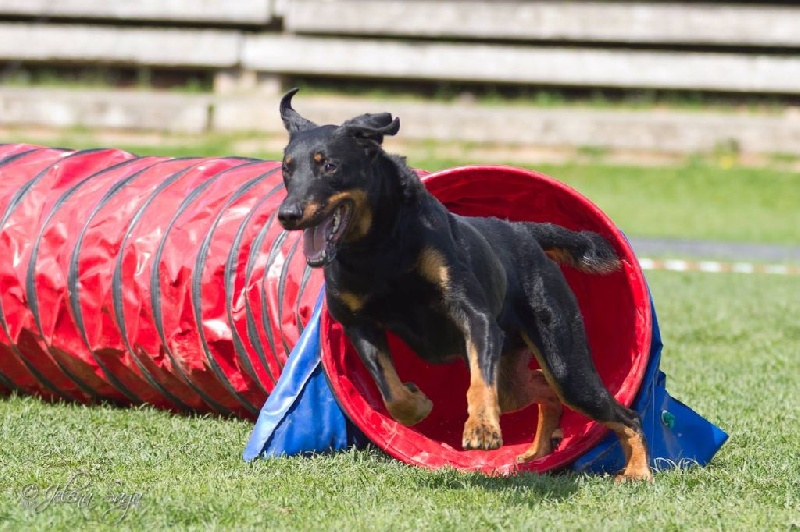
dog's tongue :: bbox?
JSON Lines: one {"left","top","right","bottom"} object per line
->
{"left": 303, "top": 217, "right": 333, "bottom": 261}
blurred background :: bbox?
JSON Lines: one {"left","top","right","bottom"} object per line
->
{"left": 0, "top": 0, "right": 798, "bottom": 254}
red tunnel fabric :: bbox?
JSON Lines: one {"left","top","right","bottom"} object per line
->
{"left": 0, "top": 145, "right": 650, "bottom": 475}
{"left": 320, "top": 165, "right": 651, "bottom": 475}
{"left": 0, "top": 143, "right": 323, "bottom": 418}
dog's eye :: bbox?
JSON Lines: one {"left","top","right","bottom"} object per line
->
{"left": 323, "top": 162, "right": 337, "bottom": 173}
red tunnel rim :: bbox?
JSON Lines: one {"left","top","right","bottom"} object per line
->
{"left": 319, "top": 164, "right": 653, "bottom": 474}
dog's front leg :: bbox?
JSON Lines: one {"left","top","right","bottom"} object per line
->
{"left": 440, "top": 280, "right": 505, "bottom": 451}
{"left": 418, "top": 247, "right": 504, "bottom": 450}
{"left": 345, "top": 323, "right": 433, "bottom": 426}
{"left": 459, "top": 310, "right": 504, "bottom": 450}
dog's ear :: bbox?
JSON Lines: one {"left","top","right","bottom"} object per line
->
{"left": 340, "top": 113, "right": 400, "bottom": 146}
{"left": 280, "top": 88, "right": 317, "bottom": 134}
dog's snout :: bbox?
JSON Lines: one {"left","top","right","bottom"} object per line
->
{"left": 278, "top": 201, "right": 304, "bottom": 227}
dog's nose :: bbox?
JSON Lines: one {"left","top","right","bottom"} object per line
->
{"left": 278, "top": 202, "right": 304, "bottom": 227}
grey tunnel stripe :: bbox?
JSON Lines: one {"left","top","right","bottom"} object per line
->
{"left": 27, "top": 155, "right": 144, "bottom": 402}
{"left": 112, "top": 163, "right": 200, "bottom": 412}
{"left": 0, "top": 149, "right": 105, "bottom": 401}
{"left": 150, "top": 159, "right": 255, "bottom": 415}
{"left": 244, "top": 209, "right": 282, "bottom": 386}
{"left": 223, "top": 178, "right": 284, "bottom": 395}
{"left": 68, "top": 159, "right": 162, "bottom": 404}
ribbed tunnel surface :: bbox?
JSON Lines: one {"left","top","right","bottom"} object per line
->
{"left": 0, "top": 145, "right": 650, "bottom": 475}
{"left": 0, "top": 143, "right": 323, "bottom": 418}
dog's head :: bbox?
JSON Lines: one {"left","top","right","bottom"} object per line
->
{"left": 277, "top": 88, "right": 400, "bottom": 267}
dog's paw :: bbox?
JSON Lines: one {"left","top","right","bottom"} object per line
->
{"left": 515, "top": 445, "right": 551, "bottom": 464}
{"left": 515, "top": 426, "right": 564, "bottom": 464}
{"left": 462, "top": 416, "right": 503, "bottom": 450}
{"left": 386, "top": 383, "right": 432, "bottom": 426}
{"left": 614, "top": 467, "right": 654, "bottom": 484}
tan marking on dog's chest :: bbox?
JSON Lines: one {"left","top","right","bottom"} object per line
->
{"left": 338, "top": 291, "right": 366, "bottom": 313}
{"left": 417, "top": 247, "right": 449, "bottom": 291}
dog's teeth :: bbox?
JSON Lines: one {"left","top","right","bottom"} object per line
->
{"left": 332, "top": 209, "right": 340, "bottom": 233}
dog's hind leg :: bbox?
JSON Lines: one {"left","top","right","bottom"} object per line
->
{"left": 498, "top": 350, "right": 536, "bottom": 413}
{"left": 499, "top": 349, "right": 563, "bottom": 462}
{"left": 345, "top": 323, "right": 432, "bottom": 426}
{"left": 519, "top": 273, "right": 653, "bottom": 482}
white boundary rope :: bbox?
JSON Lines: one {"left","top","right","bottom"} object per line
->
{"left": 638, "top": 257, "right": 800, "bottom": 277}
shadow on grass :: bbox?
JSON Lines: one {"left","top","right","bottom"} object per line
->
{"left": 404, "top": 463, "right": 585, "bottom": 504}
{"left": 0, "top": 391, "right": 254, "bottom": 423}
{"left": 257, "top": 445, "right": 587, "bottom": 504}
{"left": 428, "top": 473, "right": 581, "bottom": 505}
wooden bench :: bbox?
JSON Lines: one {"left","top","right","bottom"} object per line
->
{"left": 284, "top": 0, "right": 800, "bottom": 47}
{"left": 0, "top": 23, "right": 240, "bottom": 68}
{"left": 243, "top": 35, "right": 800, "bottom": 94}
{"left": 0, "top": 0, "right": 273, "bottom": 25}
{"left": 1, "top": 1, "right": 799, "bottom": 95}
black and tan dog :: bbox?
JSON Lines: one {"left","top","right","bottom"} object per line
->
{"left": 276, "top": 89, "right": 652, "bottom": 482}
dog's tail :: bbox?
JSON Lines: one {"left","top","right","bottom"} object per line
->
{"left": 526, "top": 223, "right": 622, "bottom": 274}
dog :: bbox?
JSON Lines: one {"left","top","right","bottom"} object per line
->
{"left": 276, "top": 88, "right": 652, "bottom": 482}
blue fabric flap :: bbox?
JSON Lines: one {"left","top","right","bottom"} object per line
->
{"left": 573, "top": 292, "right": 728, "bottom": 473}
{"left": 243, "top": 291, "right": 363, "bottom": 461}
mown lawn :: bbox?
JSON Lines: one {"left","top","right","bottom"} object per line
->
{"left": 1, "top": 133, "right": 797, "bottom": 529}
{"left": 0, "top": 271, "right": 797, "bottom": 530}
{"left": 414, "top": 157, "right": 800, "bottom": 247}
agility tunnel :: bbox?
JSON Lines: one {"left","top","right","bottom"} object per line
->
{"left": 0, "top": 143, "right": 727, "bottom": 475}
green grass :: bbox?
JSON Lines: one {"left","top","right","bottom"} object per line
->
{"left": 7, "top": 132, "right": 799, "bottom": 246}
{"left": 5, "top": 132, "right": 244, "bottom": 160}
{"left": 0, "top": 66, "right": 212, "bottom": 93}
{"left": 412, "top": 157, "right": 800, "bottom": 246}
{"left": 1, "top": 271, "right": 798, "bottom": 530}
{"left": 289, "top": 79, "right": 789, "bottom": 114}
{"left": 527, "top": 162, "right": 800, "bottom": 246}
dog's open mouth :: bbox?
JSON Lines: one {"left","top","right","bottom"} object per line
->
{"left": 302, "top": 202, "right": 352, "bottom": 267}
